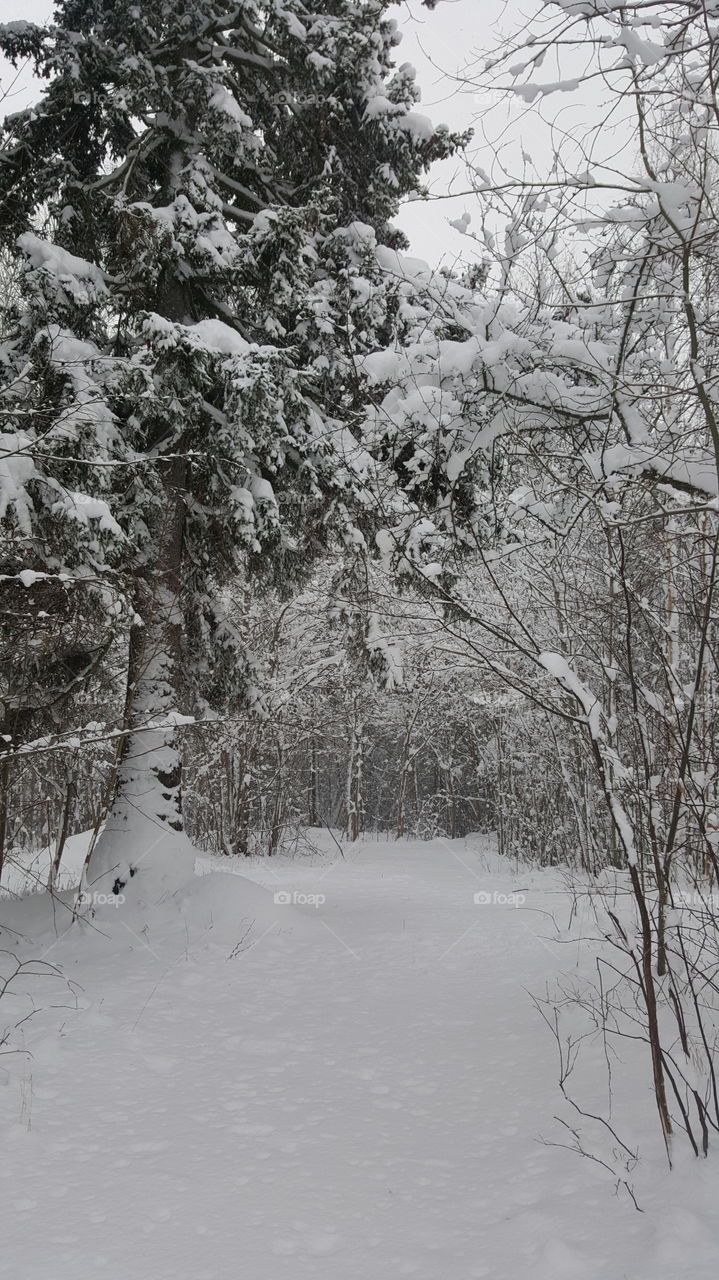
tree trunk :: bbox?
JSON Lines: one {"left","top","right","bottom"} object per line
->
{"left": 48, "top": 775, "right": 75, "bottom": 891}
{"left": 395, "top": 726, "right": 412, "bottom": 840}
{"left": 85, "top": 125, "right": 198, "bottom": 904}
{"left": 345, "top": 701, "right": 364, "bottom": 842}
{"left": 268, "top": 740, "right": 285, "bottom": 855}
{"left": 86, "top": 460, "right": 194, "bottom": 902}
{"left": 308, "top": 734, "right": 319, "bottom": 827}
{"left": 0, "top": 745, "right": 10, "bottom": 886}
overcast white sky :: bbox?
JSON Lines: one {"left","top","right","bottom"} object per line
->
{"left": 0, "top": 1, "right": 560, "bottom": 267}
{"left": 395, "top": 0, "right": 509, "bottom": 266}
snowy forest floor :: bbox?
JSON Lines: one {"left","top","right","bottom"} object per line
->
{"left": 2, "top": 832, "right": 719, "bottom": 1279}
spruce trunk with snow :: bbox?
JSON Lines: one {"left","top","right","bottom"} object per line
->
{"left": 88, "top": 465, "right": 192, "bottom": 898}
{"left": 90, "top": 131, "right": 194, "bottom": 894}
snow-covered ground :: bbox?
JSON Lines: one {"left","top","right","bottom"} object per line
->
{"left": 1, "top": 833, "right": 719, "bottom": 1279}
{"left": 0, "top": 829, "right": 91, "bottom": 899}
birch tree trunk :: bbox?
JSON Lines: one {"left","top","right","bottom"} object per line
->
{"left": 345, "top": 698, "right": 364, "bottom": 843}
{"left": 308, "top": 734, "right": 319, "bottom": 828}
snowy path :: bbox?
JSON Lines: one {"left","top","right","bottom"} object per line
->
{"left": 2, "top": 837, "right": 719, "bottom": 1279}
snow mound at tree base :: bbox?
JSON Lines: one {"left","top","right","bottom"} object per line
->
{"left": 0, "top": 858, "right": 320, "bottom": 962}
{"left": 175, "top": 869, "right": 322, "bottom": 946}
{"left": 84, "top": 819, "right": 197, "bottom": 907}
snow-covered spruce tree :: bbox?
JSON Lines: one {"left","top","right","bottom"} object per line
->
{"left": 0, "top": 0, "right": 459, "bottom": 900}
